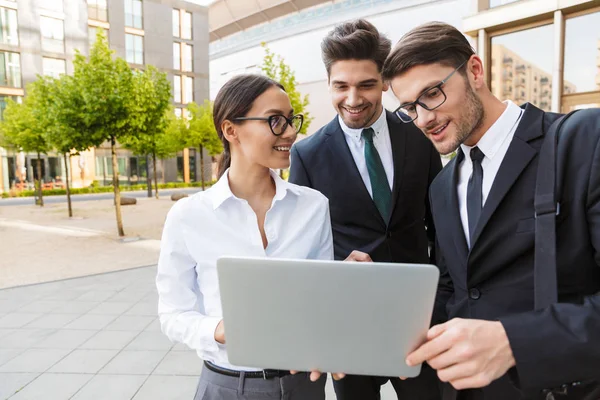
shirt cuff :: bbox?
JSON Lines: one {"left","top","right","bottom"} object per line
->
{"left": 196, "top": 316, "right": 223, "bottom": 353}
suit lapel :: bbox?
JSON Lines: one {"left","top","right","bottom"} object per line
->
{"left": 470, "top": 104, "right": 546, "bottom": 248}
{"left": 324, "top": 117, "right": 384, "bottom": 226}
{"left": 387, "top": 111, "right": 406, "bottom": 218}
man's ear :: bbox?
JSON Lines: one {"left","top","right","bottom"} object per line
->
{"left": 382, "top": 80, "right": 390, "bottom": 92}
{"left": 221, "top": 120, "right": 238, "bottom": 144}
{"left": 467, "top": 55, "right": 486, "bottom": 90}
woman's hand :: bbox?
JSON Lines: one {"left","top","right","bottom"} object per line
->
{"left": 214, "top": 320, "right": 226, "bottom": 344}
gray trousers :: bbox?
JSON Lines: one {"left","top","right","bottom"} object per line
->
{"left": 194, "top": 364, "right": 326, "bottom": 400}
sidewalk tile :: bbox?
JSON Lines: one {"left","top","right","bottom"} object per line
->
{"left": 153, "top": 351, "right": 202, "bottom": 375}
{"left": 133, "top": 375, "right": 198, "bottom": 400}
{"left": 0, "top": 313, "right": 41, "bottom": 328}
{"left": 71, "top": 374, "right": 148, "bottom": 400}
{"left": 75, "top": 291, "right": 118, "bottom": 302}
{"left": 104, "top": 315, "right": 154, "bottom": 331}
{"left": 0, "top": 349, "right": 71, "bottom": 372}
{"left": 79, "top": 330, "right": 139, "bottom": 350}
{"left": 0, "top": 349, "right": 24, "bottom": 367}
{"left": 124, "top": 301, "right": 158, "bottom": 316}
{"left": 87, "top": 302, "right": 134, "bottom": 315}
{"left": 143, "top": 318, "right": 161, "bottom": 332}
{"left": 52, "top": 302, "right": 100, "bottom": 315}
{"left": 17, "top": 300, "right": 68, "bottom": 314}
{"left": 99, "top": 350, "right": 167, "bottom": 375}
{"left": 9, "top": 373, "right": 93, "bottom": 400}
{"left": 48, "top": 349, "right": 119, "bottom": 373}
{"left": 124, "top": 332, "right": 173, "bottom": 351}
{"left": 0, "top": 328, "right": 56, "bottom": 349}
{"left": 63, "top": 314, "right": 117, "bottom": 330}
{"left": 31, "top": 329, "right": 97, "bottom": 349}
{"left": 24, "top": 314, "right": 79, "bottom": 329}
{"left": 42, "top": 290, "right": 87, "bottom": 301}
{"left": 0, "top": 373, "right": 39, "bottom": 400}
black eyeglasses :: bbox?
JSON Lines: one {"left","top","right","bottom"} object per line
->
{"left": 233, "top": 114, "right": 304, "bottom": 136}
{"left": 394, "top": 60, "right": 468, "bottom": 123}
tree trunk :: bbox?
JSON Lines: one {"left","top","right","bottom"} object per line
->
{"left": 153, "top": 152, "right": 159, "bottom": 199}
{"left": 111, "top": 138, "right": 125, "bottom": 237}
{"left": 199, "top": 145, "right": 205, "bottom": 191}
{"left": 64, "top": 153, "right": 73, "bottom": 217}
{"left": 36, "top": 152, "right": 44, "bottom": 206}
{"left": 146, "top": 154, "right": 152, "bottom": 198}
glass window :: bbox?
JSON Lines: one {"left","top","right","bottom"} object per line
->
{"left": 0, "top": 7, "right": 18, "bottom": 46}
{"left": 0, "top": 51, "right": 21, "bottom": 88}
{"left": 125, "top": 0, "right": 142, "bottom": 29}
{"left": 173, "top": 9, "right": 180, "bottom": 37}
{"left": 88, "top": 26, "right": 108, "bottom": 48}
{"left": 40, "top": 17, "right": 64, "bottom": 53}
{"left": 182, "top": 11, "right": 192, "bottom": 40}
{"left": 183, "top": 76, "right": 193, "bottom": 104}
{"left": 42, "top": 0, "right": 63, "bottom": 12}
{"left": 125, "top": 33, "right": 143, "bottom": 64}
{"left": 88, "top": 0, "right": 108, "bottom": 22}
{"left": 490, "top": 24, "right": 554, "bottom": 111}
{"left": 174, "top": 75, "right": 181, "bottom": 103}
{"left": 48, "top": 157, "right": 62, "bottom": 180}
{"left": 564, "top": 11, "right": 600, "bottom": 94}
{"left": 0, "top": 95, "right": 20, "bottom": 120}
{"left": 173, "top": 42, "right": 180, "bottom": 70}
{"left": 489, "top": 0, "right": 522, "bottom": 7}
{"left": 182, "top": 43, "right": 192, "bottom": 72}
{"left": 43, "top": 57, "right": 66, "bottom": 78}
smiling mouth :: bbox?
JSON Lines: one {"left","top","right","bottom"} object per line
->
{"left": 429, "top": 121, "right": 450, "bottom": 136}
{"left": 273, "top": 146, "right": 291, "bottom": 152}
{"left": 343, "top": 106, "right": 367, "bottom": 115}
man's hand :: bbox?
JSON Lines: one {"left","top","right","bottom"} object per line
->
{"left": 405, "top": 318, "right": 515, "bottom": 390}
{"left": 214, "top": 320, "right": 226, "bottom": 344}
{"left": 290, "top": 370, "right": 346, "bottom": 382}
{"left": 345, "top": 250, "right": 372, "bottom": 262}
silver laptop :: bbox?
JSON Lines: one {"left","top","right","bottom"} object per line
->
{"left": 216, "top": 257, "right": 439, "bottom": 378}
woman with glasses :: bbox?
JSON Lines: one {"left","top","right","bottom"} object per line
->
{"left": 156, "top": 74, "right": 332, "bottom": 400}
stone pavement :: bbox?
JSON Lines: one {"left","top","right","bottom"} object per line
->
{"left": 0, "top": 266, "right": 397, "bottom": 399}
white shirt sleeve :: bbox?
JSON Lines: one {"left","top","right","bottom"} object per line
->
{"left": 313, "top": 196, "right": 334, "bottom": 261}
{"left": 156, "top": 199, "right": 222, "bottom": 352}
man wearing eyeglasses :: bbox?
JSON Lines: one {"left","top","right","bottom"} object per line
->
{"left": 289, "top": 19, "right": 443, "bottom": 400}
{"left": 382, "top": 22, "right": 600, "bottom": 400}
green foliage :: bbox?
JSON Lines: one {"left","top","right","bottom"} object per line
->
{"left": 186, "top": 101, "right": 223, "bottom": 156}
{"left": 261, "top": 43, "right": 312, "bottom": 135}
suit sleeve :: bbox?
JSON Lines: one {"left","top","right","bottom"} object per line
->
{"left": 289, "top": 145, "right": 312, "bottom": 188}
{"left": 432, "top": 237, "right": 453, "bottom": 327}
{"left": 500, "top": 133, "right": 600, "bottom": 391}
{"left": 426, "top": 145, "right": 443, "bottom": 264}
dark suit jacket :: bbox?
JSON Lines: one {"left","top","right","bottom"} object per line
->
{"left": 289, "top": 110, "right": 442, "bottom": 264}
{"left": 431, "top": 104, "right": 600, "bottom": 400}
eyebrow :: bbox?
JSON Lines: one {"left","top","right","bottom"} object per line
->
{"left": 331, "top": 79, "right": 379, "bottom": 86}
{"left": 263, "top": 108, "right": 293, "bottom": 116}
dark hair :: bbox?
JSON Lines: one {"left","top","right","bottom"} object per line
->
{"left": 382, "top": 22, "right": 475, "bottom": 82}
{"left": 321, "top": 19, "right": 391, "bottom": 76}
{"left": 213, "top": 74, "right": 285, "bottom": 178}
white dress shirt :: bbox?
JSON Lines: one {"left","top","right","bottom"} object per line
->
{"left": 458, "top": 100, "right": 524, "bottom": 247}
{"left": 339, "top": 109, "right": 394, "bottom": 195}
{"left": 156, "top": 169, "right": 333, "bottom": 371}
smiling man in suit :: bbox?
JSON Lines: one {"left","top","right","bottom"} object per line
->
{"left": 289, "top": 19, "right": 442, "bottom": 400}
{"left": 382, "top": 22, "right": 600, "bottom": 399}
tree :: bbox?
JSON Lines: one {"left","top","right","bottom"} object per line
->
{"left": 71, "top": 30, "right": 140, "bottom": 236}
{"left": 185, "top": 101, "right": 223, "bottom": 190}
{"left": 261, "top": 43, "right": 313, "bottom": 135}
{"left": 121, "top": 66, "right": 172, "bottom": 199}
{"left": 0, "top": 86, "right": 52, "bottom": 206}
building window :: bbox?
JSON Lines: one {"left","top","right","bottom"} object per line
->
{"left": 125, "top": 0, "right": 142, "bottom": 29}
{"left": 0, "top": 7, "right": 18, "bottom": 46}
{"left": 125, "top": 33, "right": 143, "bottom": 64}
{"left": 491, "top": 24, "right": 554, "bottom": 111}
{"left": 183, "top": 76, "right": 193, "bottom": 103}
{"left": 173, "top": 42, "right": 180, "bottom": 70}
{"left": 173, "top": 9, "right": 192, "bottom": 39}
{"left": 88, "top": 26, "right": 108, "bottom": 48}
{"left": 0, "top": 95, "right": 20, "bottom": 120}
{"left": 0, "top": 51, "right": 21, "bottom": 88}
{"left": 174, "top": 75, "right": 182, "bottom": 103}
{"left": 489, "top": 0, "right": 522, "bottom": 7}
{"left": 41, "top": 17, "right": 64, "bottom": 53}
{"left": 564, "top": 11, "right": 600, "bottom": 94}
{"left": 42, "top": 0, "right": 63, "bottom": 12}
{"left": 88, "top": 0, "right": 108, "bottom": 22}
{"left": 43, "top": 57, "right": 66, "bottom": 78}
{"left": 182, "top": 43, "right": 192, "bottom": 72}
{"left": 172, "top": 9, "right": 180, "bottom": 38}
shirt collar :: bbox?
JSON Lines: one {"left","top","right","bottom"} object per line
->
{"left": 460, "top": 100, "right": 522, "bottom": 161}
{"left": 210, "top": 168, "right": 301, "bottom": 210}
{"left": 338, "top": 108, "right": 387, "bottom": 142}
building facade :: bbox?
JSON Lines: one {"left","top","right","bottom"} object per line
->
{"left": 0, "top": 0, "right": 210, "bottom": 193}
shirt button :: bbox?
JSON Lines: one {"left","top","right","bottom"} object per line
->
{"left": 469, "top": 288, "right": 481, "bottom": 300}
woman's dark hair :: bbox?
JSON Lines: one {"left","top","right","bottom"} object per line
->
{"left": 321, "top": 19, "right": 391, "bottom": 77}
{"left": 213, "top": 74, "right": 285, "bottom": 178}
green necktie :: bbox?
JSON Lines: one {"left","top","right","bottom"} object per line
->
{"left": 362, "top": 127, "right": 392, "bottom": 221}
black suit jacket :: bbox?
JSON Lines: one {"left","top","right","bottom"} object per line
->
{"left": 431, "top": 104, "right": 600, "bottom": 400}
{"left": 289, "top": 110, "right": 442, "bottom": 263}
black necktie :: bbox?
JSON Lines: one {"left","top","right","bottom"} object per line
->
{"left": 467, "top": 146, "right": 484, "bottom": 246}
